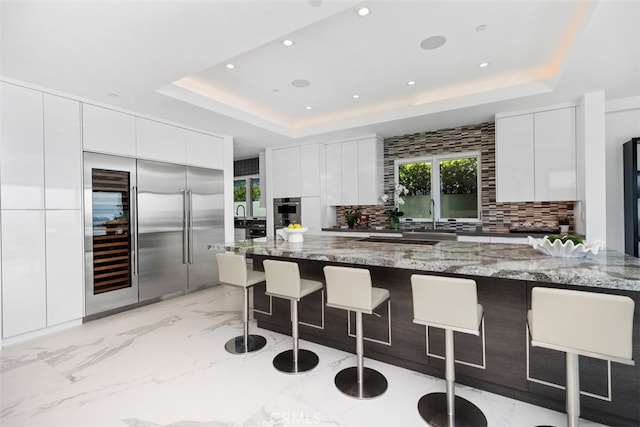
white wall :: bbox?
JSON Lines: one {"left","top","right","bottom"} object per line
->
{"left": 605, "top": 96, "right": 640, "bottom": 252}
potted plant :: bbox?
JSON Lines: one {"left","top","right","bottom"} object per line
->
{"left": 558, "top": 217, "right": 570, "bottom": 234}
{"left": 382, "top": 184, "right": 408, "bottom": 230}
{"left": 344, "top": 209, "right": 360, "bottom": 229}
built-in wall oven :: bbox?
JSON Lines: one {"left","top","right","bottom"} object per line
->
{"left": 273, "top": 197, "right": 301, "bottom": 235}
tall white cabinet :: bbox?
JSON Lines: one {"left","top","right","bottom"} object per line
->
{"left": 1, "top": 82, "right": 83, "bottom": 339}
{"left": 495, "top": 106, "right": 577, "bottom": 202}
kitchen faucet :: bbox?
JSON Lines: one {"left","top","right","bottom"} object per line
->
{"left": 429, "top": 198, "right": 436, "bottom": 230}
{"left": 235, "top": 204, "right": 246, "bottom": 217}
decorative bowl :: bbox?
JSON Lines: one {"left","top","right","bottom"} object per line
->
{"left": 276, "top": 227, "right": 308, "bottom": 243}
{"left": 528, "top": 236, "right": 605, "bottom": 258}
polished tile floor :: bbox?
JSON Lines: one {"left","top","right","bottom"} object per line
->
{"left": 1, "top": 285, "right": 607, "bottom": 427}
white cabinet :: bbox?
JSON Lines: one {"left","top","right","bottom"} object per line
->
{"left": 271, "top": 146, "right": 301, "bottom": 198}
{"left": 495, "top": 114, "right": 534, "bottom": 202}
{"left": 325, "top": 136, "right": 383, "bottom": 206}
{"left": 0, "top": 82, "right": 45, "bottom": 209}
{"left": 300, "top": 143, "right": 321, "bottom": 196}
{"left": 82, "top": 104, "right": 136, "bottom": 156}
{"left": 1, "top": 210, "right": 47, "bottom": 338}
{"left": 44, "top": 94, "right": 82, "bottom": 209}
{"left": 495, "top": 106, "right": 576, "bottom": 202}
{"left": 341, "top": 140, "right": 359, "bottom": 205}
{"left": 534, "top": 108, "right": 577, "bottom": 201}
{"left": 186, "top": 131, "right": 224, "bottom": 170}
{"left": 301, "top": 196, "right": 322, "bottom": 233}
{"left": 45, "top": 210, "right": 83, "bottom": 326}
{"left": 325, "top": 143, "right": 343, "bottom": 205}
{"left": 136, "top": 117, "right": 186, "bottom": 164}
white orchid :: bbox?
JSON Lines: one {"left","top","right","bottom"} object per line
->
{"left": 396, "top": 197, "right": 405, "bottom": 205}
{"left": 380, "top": 194, "right": 389, "bottom": 203}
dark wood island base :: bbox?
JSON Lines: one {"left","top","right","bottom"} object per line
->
{"left": 250, "top": 255, "right": 640, "bottom": 427}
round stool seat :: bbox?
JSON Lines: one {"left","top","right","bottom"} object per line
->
{"left": 418, "top": 393, "right": 487, "bottom": 427}
{"left": 335, "top": 366, "right": 388, "bottom": 399}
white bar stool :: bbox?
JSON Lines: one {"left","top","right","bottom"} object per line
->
{"left": 263, "top": 259, "right": 323, "bottom": 374}
{"left": 411, "top": 274, "right": 487, "bottom": 427}
{"left": 528, "top": 287, "right": 635, "bottom": 427}
{"left": 323, "top": 265, "right": 389, "bottom": 399}
{"left": 216, "top": 252, "right": 267, "bottom": 354}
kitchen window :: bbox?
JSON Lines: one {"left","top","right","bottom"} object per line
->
{"left": 394, "top": 152, "right": 480, "bottom": 222}
{"left": 234, "top": 175, "right": 266, "bottom": 217}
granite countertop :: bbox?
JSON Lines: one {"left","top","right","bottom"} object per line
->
{"left": 226, "top": 235, "right": 640, "bottom": 292}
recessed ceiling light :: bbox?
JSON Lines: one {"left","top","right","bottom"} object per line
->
{"left": 420, "top": 35, "right": 447, "bottom": 50}
{"left": 407, "top": 80, "right": 416, "bottom": 86}
{"left": 476, "top": 24, "right": 487, "bottom": 32}
{"left": 282, "top": 39, "right": 294, "bottom": 47}
{"left": 353, "top": 95, "right": 360, "bottom": 99}
{"left": 225, "top": 63, "right": 235, "bottom": 69}
{"left": 357, "top": 7, "right": 370, "bottom": 17}
{"left": 306, "top": 106, "right": 313, "bottom": 110}
{"left": 479, "top": 62, "right": 490, "bottom": 68}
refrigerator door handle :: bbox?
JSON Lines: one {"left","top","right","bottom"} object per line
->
{"left": 188, "top": 189, "right": 194, "bottom": 264}
{"left": 131, "top": 185, "right": 138, "bottom": 276}
{"left": 182, "top": 189, "right": 188, "bottom": 264}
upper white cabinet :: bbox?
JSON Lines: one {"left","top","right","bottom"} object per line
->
{"left": 533, "top": 108, "right": 577, "bottom": 201}
{"left": 271, "top": 146, "right": 302, "bottom": 198}
{"left": 300, "top": 143, "right": 321, "bottom": 196}
{"left": 44, "top": 94, "right": 82, "bottom": 209}
{"left": 495, "top": 114, "right": 535, "bottom": 202}
{"left": 495, "top": 106, "right": 576, "bottom": 202}
{"left": 186, "top": 131, "right": 224, "bottom": 170}
{"left": 83, "top": 104, "right": 136, "bottom": 157}
{"left": 326, "top": 136, "right": 383, "bottom": 206}
{"left": 0, "top": 82, "right": 45, "bottom": 209}
{"left": 136, "top": 117, "right": 186, "bottom": 164}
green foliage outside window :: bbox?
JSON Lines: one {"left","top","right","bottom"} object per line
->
{"left": 233, "top": 184, "right": 246, "bottom": 202}
{"left": 439, "top": 158, "right": 477, "bottom": 194}
{"left": 398, "top": 162, "right": 430, "bottom": 195}
{"left": 251, "top": 183, "right": 261, "bottom": 201}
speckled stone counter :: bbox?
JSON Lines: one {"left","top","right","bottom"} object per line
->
{"left": 229, "top": 235, "right": 640, "bottom": 292}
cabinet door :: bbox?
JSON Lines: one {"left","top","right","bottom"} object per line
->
{"left": 534, "top": 107, "right": 576, "bottom": 201}
{"left": 0, "top": 82, "right": 45, "bottom": 209}
{"left": 271, "top": 148, "right": 287, "bottom": 198}
{"left": 82, "top": 104, "right": 136, "bottom": 156}
{"left": 136, "top": 118, "right": 186, "bottom": 164}
{"left": 341, "top": 141, "right": 359, "bottom": 205}
{"left": 1, "top": 210, "right": 46, "bottom": 337}
{"left": 186, "top": 131, "right": 223, "bottom": 169}
{"left": 300, "top": 143, "right": 320, "bottom": 196}
{"left": 301, "top": 196, "right": 322, "bottom": 233}
{"left": 495, "top": 114, "right": 535, "bottom": 202}
{"left": 358, "top": 137, "right": 382, "bottom": 204}
{"left": 325, "top": 143, "right": 342, "bottom": 205}
{"left": 44, "top": 94, "right": 82, "bottom": 209}
{"left": 46, "top": 210, "right": 83, "bottom": 326}
{"left": 285, "top": 146, "right": 301, "bottom": 197}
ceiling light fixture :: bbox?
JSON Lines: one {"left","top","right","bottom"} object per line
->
{"left": 407, "top": 80, "right": 416, "bottom": 86}
{"left": 282, "top": 39, "right": 294, "bottom": 47}
{"left": 225, "top": 63, "right": 235, "bottom": 69}
{"left": 353, "top": 95, "right": 360, "bottom": 99}
{"left": 479, "top": 62, "right": 489, "bottom": 68}
{"left": 306, "top": 106, "right": 313, "bottom": 110}
{"left": 357, "top": 7, "right": 370, "bottom": 17}
{"left": 420, "top": 35, "right": 447, "bottom": 50}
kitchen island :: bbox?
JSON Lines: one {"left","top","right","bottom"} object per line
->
{"left": 227, "top": 236, "right": 640, "bottom": 426}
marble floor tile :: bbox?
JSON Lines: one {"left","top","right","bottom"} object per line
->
{"left": 1, "top": 285, "right": 608, "bottom": 427}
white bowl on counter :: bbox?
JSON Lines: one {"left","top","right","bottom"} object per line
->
{"left": 276, "top": 227, "right": 308, "bottom": 243}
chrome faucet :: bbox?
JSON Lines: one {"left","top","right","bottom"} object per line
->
{"left": 429, "top": 198, "right": 436, "bottom": 230}
{"left": 235, "top": 204, "right": 246, "bottom": 217}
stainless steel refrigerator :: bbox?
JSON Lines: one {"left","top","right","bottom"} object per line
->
{"left": 84, "top": 153, "right": 224, "bottom": 317}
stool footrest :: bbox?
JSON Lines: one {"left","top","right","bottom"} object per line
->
{"left": 417, "top": 393, "right": 487, "bottom": 427}
{"left": 335, "top": 366, "right": 387, "bottom": 399}
{"left": 273, "top": 349, "right": 319, "bottom": 374}
{"left": 224, "top": 334, "right": 267, "bottom": 354}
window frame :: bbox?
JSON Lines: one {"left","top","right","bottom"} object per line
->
{"left": 234, "top": 174, "right": 265, "bottom": 217}
{"left": 394, "top": 151, "right": 481, "bottom": 223}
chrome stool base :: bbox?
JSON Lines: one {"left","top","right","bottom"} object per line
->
{"left": 334, "top": 366, "right": 388, "bottom": 399}
{"left": 273, "top": 349, "right": 319, "bottom": 374}
{"left": 224, "top": 334, "right": 267, "bottom": 354}
{"left": 417, "top": 393, "right": 487, "bottom": 427}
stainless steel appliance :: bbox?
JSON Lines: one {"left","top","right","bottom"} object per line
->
{"left": 84, "top": 153, "right": 224, "bottom": 317}
{"left": 273, "top": 197, "right": 301, "bottom": 235}
{"left": 245, "top": 218, "right": 266, "bottom": 238}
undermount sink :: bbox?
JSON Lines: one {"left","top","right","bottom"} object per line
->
{"left": 359, "top": 237, "right": 439, "bottom": 245}
{"left": 403, "top": 229, "right": 457, "bottom": 241}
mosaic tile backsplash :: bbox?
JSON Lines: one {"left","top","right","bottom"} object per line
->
{"left": 335, "top": 122, "right": 574, "bottom": 232}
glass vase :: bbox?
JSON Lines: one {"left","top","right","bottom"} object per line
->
{"left": 390, "top": 216, "right": 400, "bottom": 230}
